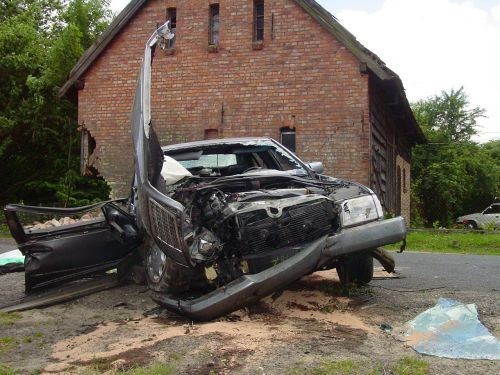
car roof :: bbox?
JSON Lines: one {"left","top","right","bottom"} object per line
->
{"left": 162, "top": 137, "right": 275, "bottom": 152}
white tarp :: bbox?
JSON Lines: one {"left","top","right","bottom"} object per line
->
{"left": 403, "top": 298, "right": 500, "bottom": 360}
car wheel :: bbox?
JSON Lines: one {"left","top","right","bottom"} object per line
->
{"left": 144, "top": 242, "right": 191, "bottom": 294}
{"left": 465, "top": 221, "right": 478, "bottom": 229}
{"left": 336, "top": 252, "right": 374, "bottom": 286}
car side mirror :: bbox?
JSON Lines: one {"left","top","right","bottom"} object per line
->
{"left": 307, "top": 161, "right": 324, "bottom": 174}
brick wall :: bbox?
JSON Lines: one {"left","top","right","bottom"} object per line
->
{"left": 78, "top": 0, "right": 370, "bottom": 197}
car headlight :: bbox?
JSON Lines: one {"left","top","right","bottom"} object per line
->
{"left": 340, "top": 195, "right": 383, "bottom": 227}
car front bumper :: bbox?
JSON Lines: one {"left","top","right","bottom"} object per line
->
{"left": 322, "top": 217, "right": 407, "bottom": 258}
{"left": 153, "top": 217, "right": 406, "bottom": 320}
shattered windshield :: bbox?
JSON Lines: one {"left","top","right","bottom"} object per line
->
{"left": 165, "top": 141, "right": 307, "bottom": 177}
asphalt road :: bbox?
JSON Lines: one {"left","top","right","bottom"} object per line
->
{"left": 1, "top": 237, "right": 498, "bottom": 292}
{"left": 373, "top": 251, "right": 499, "bottom": 293}
{"left": 0, "top": 238, "right": 16, "bottom": 253}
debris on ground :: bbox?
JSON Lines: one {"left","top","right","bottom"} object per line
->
{"left": 0, "top": 250, "right": 24, "bottom": 274}
{"left": 402, "top": 298, "right": 500, "bottom": 360}
{"left": 0, "top": 250, "right": 24, "bottom": 266}
{"left": 380, "top": 323, "right": 392, "bottom": 333}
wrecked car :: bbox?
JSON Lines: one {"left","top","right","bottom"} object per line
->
{"left": 3, "top": 21, "right": 406, "bottom": 320}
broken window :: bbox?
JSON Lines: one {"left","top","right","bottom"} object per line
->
{"left": 403, "top": 168, "right": 407, "bottom": 193}
{"left": 209, "top": 4, "right": 220, "bottom": 45}
{"left": 204, "top": 129, "right": 219, "bottom": 140}
{"left": 79, "top": 126, "right": 97, "bottom": 176}
{"left": 254, "top": 0, "right": 264, "bottom": 41}
{"left": 166, "top": 7, "right": 177, "bottom": 48}
{"left": 280, "top": 127, "right": 296, "bottom": 153}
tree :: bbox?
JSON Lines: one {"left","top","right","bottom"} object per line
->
{"left": 411, "top": 88, "right": 499, "bottom": 227}
{"left": 412, "top": 87, "right": 485, "bottom": 143}
{"left": 0, "top": 0, "right": 112, "bottom": 206}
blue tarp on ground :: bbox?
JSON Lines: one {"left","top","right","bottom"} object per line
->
{"left": 404, "top": 298, "right": 500, "bottom": 360}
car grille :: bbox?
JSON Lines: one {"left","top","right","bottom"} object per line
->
{"left": 148, "top": 198, "right": 184, "bottom": 254}
{"left": 236, "top": 198, "right": 336, "bottom": 255}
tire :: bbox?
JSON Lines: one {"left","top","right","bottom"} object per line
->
{"left": 336, "top": 252, "right": 374, "bottom": 286}
{"left": 144, "top": 242, "right": 195, "bottom": 294}
{"left": 465, "top": 221, "right": 478, "bottom": 230}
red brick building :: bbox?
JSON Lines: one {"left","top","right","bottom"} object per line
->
{"left": 60, "top": 0, "right": 424, "bottom": 223}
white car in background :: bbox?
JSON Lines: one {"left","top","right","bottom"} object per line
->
{"left": 456, "top": 203, "right": 500, "bottom": 229}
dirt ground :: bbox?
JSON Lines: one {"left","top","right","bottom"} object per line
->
{"left": 0, "top": 267, "right": 498, "bottom": 374}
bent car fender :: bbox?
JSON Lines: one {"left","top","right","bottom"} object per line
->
{"left": 152, "top": 235, "right": 329, "bottom": 320}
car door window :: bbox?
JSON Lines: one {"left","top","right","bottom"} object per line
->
{"left": 486, "top": 205, "right": 500, "bottom": 214}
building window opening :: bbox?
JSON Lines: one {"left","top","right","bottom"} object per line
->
{"left": 204, "top": 129, "right": 219, "bottom": 140}
{"left": 254, "top": 0, "right": 264, "bottom": 41}
{"left": 80, "top": 126, "right": 98, "bottom": 176}
{"left": 167, "top": 8, "right": 176, "bottom": 48}
{"left": 209, "top": 4, "right": 220, "bottom": 45}
{"left": 280, "top": 127, "right": 296, "bottom": 153}
{"left": 403, "top": 168, "right": 407, "bottom": 193}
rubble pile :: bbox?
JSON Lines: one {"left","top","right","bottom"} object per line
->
{"left": 24, "top": 212, "right": 101, "bottom": 231}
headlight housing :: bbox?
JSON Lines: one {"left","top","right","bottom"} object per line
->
{"left": 340, "top": 195, "right": 383, "bottom": 228}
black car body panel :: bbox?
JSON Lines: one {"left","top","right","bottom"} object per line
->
{"left": 4, "top": 201, "right": 140, "bottom": 291}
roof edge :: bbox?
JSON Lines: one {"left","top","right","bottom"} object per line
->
{"left": 293, "top": 0, "right": 394, "bottom": 81}
{"left": 59, "top": 0, "right": 148, "bottom": 97}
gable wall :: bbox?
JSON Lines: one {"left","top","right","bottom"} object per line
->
{"left": 78, "top": 0, "right": 370, "bottom": 196}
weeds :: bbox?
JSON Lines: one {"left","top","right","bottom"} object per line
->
{"left": 287, "top": 357, "right": 429, "bottom": 375}
{"left": 22, "top": 332, "right": 43, "bottom": 344}
{"left": 124, "top": 363, "right": 175, "bottom": 375}
{"left": 391, "top": 357, "right": 429, "bottom": 375}
{"left": 0, "top": 365, "right": 18, "bottom": 375}
{"left": 0, "top": 223, "right": 11, "bottom": 238}
{"left": 315, "top": 280, "right": 372, "bottom": 298}
{"left": 81, "top": 362, "right": 175, "bottom": 375}
{"left": 483, "top": 222, "right": 499, "bottom": 232}
{"left": 0, "top": 337, "right": 17, "bottom": 353}
{"left": 312, "top": 360, "right": 359, "bottom": 375}
{"left": 0, "top": 312, "right": 21, "bottom": 327}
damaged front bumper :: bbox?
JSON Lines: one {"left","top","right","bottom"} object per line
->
{"left": 322, "top": 217, "right": 406, "bottom": 258}
{"left": 153, "top": 217, "right": 406, "bottom": 320}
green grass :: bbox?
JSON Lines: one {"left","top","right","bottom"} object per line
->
{"left": 385, "top": 230, "right": 500, "bottom": 255}
{"left": 288, "top": 357, "right": 429, "bottom": 375}
{"left": 392, "top": 357, "right": 429, "bottom": 375}
{"left": 22, "top": 331, "right": 44, "bottom": 344}
{"left": 0, "top": 312, "right": 21, "bottom": 327}
{"left": 0, "top": 223, "right": 12, "bottom": 238}
{"left": 0, "top": 337, "right": 17, "bottom": 353}
{"left": 312, "top": 360, "right": 359, "bottom": 375}
{"left": 80, "top": 361, "right": 175, "bottom": 375}
{"left": 0, "top": 365, "right": 18, "bottom": 375}
{"left": 122, "top": 363, "right": 175, "bottom": 375}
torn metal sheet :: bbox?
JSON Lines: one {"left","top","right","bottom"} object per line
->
{"left": 403, "top": 298, "right": 500, "bottom": 360}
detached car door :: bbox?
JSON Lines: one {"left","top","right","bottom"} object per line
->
{"left": 4, "top": 200, "right": 140, "bottom": 292}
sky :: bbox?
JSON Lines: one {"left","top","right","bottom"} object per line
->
{"left": 110, "top": 0, "right": 500, "bottom": 142}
